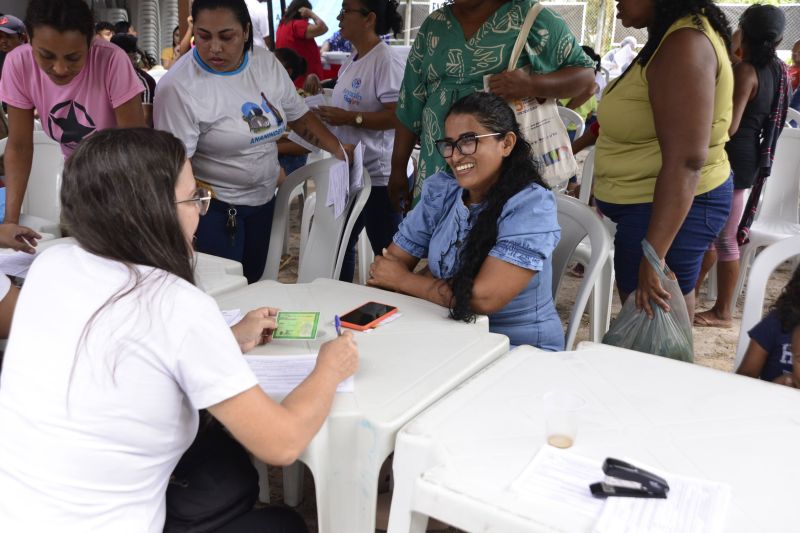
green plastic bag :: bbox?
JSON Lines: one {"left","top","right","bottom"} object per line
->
{"left": 602, "top": 239, "right": 694, "bottom": 362}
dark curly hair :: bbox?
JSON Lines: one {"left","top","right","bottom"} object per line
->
{"left": 774, "top": 264, "right": 800, "bottom": 333}
{"left": 738, "top": 4, "right": 785, "bottom": 69}
{"left": 25, "top": 0, "right": 95, "bottom": 45}
{"left": 446, "top": 92, "right": 548, "bottom": 323}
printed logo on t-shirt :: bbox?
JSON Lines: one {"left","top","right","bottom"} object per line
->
{"left": 47, "top": 100, "right": 97, "bottom": 149}
{"left": 241, "top": 91, "right": 286, "bottom": 144}
{"left": 780, "top": 343, "right": 792, "bottom": 365}
{"left": 343, "top": 78, "right": 363, "bottom": 106}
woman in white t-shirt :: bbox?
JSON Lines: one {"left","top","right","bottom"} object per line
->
{"left": 314, "top": 0, "right": 405, "bottom": 282}
{"left": 155, "top": 0, "right": 353, "bottom": 284}
{"left": 0, "top": 128, "right": 358, "bottom": 532}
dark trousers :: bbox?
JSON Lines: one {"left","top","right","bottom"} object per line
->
{"left": 195, "top": 197, "right": 276, "bottom": 284}
{"left": 339, "top": 186, "right": 403, "bottom": 282}
{"left": 213, "top": 508, "right": 308, "bottom": 533}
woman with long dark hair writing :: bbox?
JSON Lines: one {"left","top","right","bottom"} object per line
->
{"left": 0, "top": 129, "right": 357, "bottom": 531}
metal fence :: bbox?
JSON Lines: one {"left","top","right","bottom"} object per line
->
{"left": 398, "top": 1, "right": 800, "bottom": 56}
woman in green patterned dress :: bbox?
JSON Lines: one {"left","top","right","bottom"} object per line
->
{"left": 388, "top": 0, "right": 595, "bottom": 210}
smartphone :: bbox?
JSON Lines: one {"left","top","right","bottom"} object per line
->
{"left": 339, "top": 301, "right": 398, "bottom": 331}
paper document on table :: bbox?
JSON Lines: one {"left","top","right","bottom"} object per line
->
{"left": 512, "top": 445, "right": 606, "bottom": 519}
{"left": 594, "top": 471, "right": 730, "bottom": 533}
{"left": 246, "top": 354, "right": 354, "bottom": 394}
{"left": 326, "top": 158, "right": 349, "bottom": 219}
{"left": 350, "top": 142, "right": 364, "bottom": 191}
{"left": 0, "top": 249, "right": 36, "bottom": 278}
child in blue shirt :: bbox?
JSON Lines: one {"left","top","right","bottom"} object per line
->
{"left": 738, "top": 264, "right": 800, "bottom": 387}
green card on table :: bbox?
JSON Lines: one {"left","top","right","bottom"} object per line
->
{"left": 273, "top": 311, "right": 320, "bottom": 340}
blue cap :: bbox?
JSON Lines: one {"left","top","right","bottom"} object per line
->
{"left": 0, "top": 15, "right": 26, "bottom": 35}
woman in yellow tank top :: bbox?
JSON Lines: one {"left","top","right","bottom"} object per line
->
{"left": 594, "top": 0, "right": 734, "bottom": 323}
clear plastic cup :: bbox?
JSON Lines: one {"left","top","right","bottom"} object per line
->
{"left": 543, "top": 391, "right": 586, "bottom": 449}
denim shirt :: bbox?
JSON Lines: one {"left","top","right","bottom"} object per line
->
{"left": 394, "top": 172, "right": 564, "bottom": 351}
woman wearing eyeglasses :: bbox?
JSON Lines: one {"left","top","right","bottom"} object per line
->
{"left": 313, "top": 0, "right": 404, "bottom": 283}
{"left": 0, "top": 128, "right": 358, "bottom": 531}
{"left": 368, "top": 92, "right": 563, "bottom": 350}
{"left": 155, "top": 0, "right": 351, "bottom": 284}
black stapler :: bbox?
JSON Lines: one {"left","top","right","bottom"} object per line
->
{"left": 590, "top": 458, "right": 670, "bottom": 499}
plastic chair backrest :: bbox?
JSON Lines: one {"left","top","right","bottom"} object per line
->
{"left": 756, "top": 128, "right": 800, "bottom": 225}
{"left": 557, "top": 106, "right": 585, "bottom": 138}
{"left": 262, "top": 159, "right": 371, "bottom": 282}
{"left": 0, "top": 131, "right": 64, "bottom": 223}
{"left": 551, "top": 194, "right": 613, "bottom": 349}
{"left": 578, "top": 147, "right": 595, "bottom": 205}
{"left": 734, "top": 235, "right": 800, "bottom": 370}
{"left": 786, "top": 107, "right": 800, "bottom": 127}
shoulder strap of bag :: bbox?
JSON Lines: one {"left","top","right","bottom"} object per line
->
{"left": 508, "top": 2, "right": 544, "bottom": 70}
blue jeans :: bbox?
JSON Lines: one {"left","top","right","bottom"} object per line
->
{"left": 339, "top": 186, "right": 403, "bottom": 282}
{"left": 278, "top": 154, "right": 308, "bottom": 177}
{"left": 596, "top": 177, "right": 732, "bottom": 295}
{"left": 195, "top": 197, "right": 276, "bottom": 284}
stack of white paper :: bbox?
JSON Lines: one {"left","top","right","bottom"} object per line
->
{"left": 594, "top": 472, "right": 731, "bottom": 533}
{"left": 247, "top": 354, "right": 354, "bottom": 394}
{"left": 512, "top": 445, "right": 606, "bottom": 520}
{"left": 513, "top": 447, "right": 731, "bottom": 533}
{"left": 326, "top": 142, "right": 365, "bottom": 219}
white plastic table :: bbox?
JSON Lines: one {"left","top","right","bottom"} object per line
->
{"left": 214, "top": 278, "right": 509, "bottom": 533}
{"left": 388, "top": 343, "right": 800, "bottom": 533}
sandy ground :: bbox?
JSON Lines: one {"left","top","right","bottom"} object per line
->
{"left": 271, "top": 182, "right": 794, "bottom": 532}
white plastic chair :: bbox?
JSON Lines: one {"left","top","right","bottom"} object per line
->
{"left": 785, "top": 107, "right": 800, "bottom": 128}
{"left": 733, "top": 128, "right": 800, "bottom": 302}
{"left": 0, "top": 131, "right": 64, "bottom": 236}
{"left": 557, "top": 106, "right": 585, "bottom": 138}
{"left": 564, "top": 148, "right": 616, "bottom": 342}
{"left": 551, "top": 195, "right": 613, "bottom": 349}
{"left": 734, "top": 235, "right": 800, "bottom": 371}
{"left": 263, "top": 158, "right": 371, "bottom": 282}
{"left": 577, "top": 146, "right": 595, "bottom": 204}
{"left": 357, "top": 230, "right": 372, "bottom": 285}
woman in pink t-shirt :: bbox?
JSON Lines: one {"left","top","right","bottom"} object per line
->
{"left": 276, "top": 0, "right": 327, "bottom": 89}
{"left": 0, "top": 0, "right": 145, "bottom": 225}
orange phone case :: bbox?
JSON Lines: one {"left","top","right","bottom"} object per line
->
{"left": 339, "top": 302, "right": 398, "bottom": 331}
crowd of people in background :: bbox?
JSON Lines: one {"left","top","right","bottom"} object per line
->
{"left": 0, "top": 0, "right": 798, "bottom": 531}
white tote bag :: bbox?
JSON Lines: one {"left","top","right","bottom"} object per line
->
{"left": 486, "top": 3, "right": 578, "bottom": 187}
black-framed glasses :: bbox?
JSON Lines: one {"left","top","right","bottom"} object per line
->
{"left": 175, "top": 187, "right": 212, "bottom": 216}
{"left": 339, "top": 6, "right": 370, "bottom": 17}
{"left": 435, "top": 132, "right": 502, "bottom": 158}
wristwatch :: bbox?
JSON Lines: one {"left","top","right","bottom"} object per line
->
{"left": 354, "top": 113, "right": 364, "bottom": 127}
